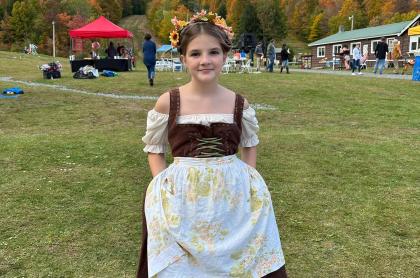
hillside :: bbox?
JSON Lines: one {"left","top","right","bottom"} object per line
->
{"left": 118, "top": 15, "right": 160, "bottom": 58}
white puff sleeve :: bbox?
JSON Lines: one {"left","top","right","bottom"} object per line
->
{"left": 142, "top": 109, "right": 169, "bottom": 153}
{"left": 240, "top": 106, "right": 260, "bottom": 147}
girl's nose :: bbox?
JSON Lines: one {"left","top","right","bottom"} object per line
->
{"left": 200, "top": 54, "right": 211, "bottom": 65}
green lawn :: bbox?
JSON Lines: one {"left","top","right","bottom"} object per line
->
{"left": 0, "top": 52, "right": 419, "bottom": 277}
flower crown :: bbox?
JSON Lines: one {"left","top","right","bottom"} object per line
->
{"left": 169, "top": 10, "right": 234, "bottom": 48}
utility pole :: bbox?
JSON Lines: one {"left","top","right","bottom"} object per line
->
{"left": 52, "top": 21, "right": 56, "bottom": 60}
{"left": 349, "top": 15, "right": 354, "bottom": 31}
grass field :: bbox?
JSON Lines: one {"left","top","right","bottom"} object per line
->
{"left": 0, "top": 51, "right": 419, "bottom": 277}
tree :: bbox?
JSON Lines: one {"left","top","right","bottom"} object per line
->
{"left": 308, "top": 12, "right": 323, "bottom": 42}
{"left": 9, "top": 0, "right": 40, "bottom": 44}
{"left": 237, "top": 1, "right": 262, "bottom": 40}
{"left": 62, "top": 0, "right": 98, "bottom": 19}
{"left": 385, "top": 11, "right": 419, "bottom": 24}
{"left": 289, "top": 0, "right": 319, "bottom": 41}
{"left": 217, "top": 1, "right": 226, "bottom": 18}
{"left": 97, "top": 0, "right": 122, "bottom": 23}
{"left": 121, "top": 0, "right": 133, "bottom": 16}
{"left": 132, "top": 0, "right": 146, "bottom": 15}
{"left": 0, "top": 14, "right": 14, "bottom": 44}
{"left": 256, "top": 0, "right": 287, "bottom": 41}
{"left": 328, "top": 0, "right": 368, "bottom": 34}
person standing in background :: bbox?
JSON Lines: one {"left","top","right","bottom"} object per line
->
{"left": 142, "top": 33, "right": 157, "bottom": 86}
{"left": 266, "top": 39, "right": 276, "bottom": 72}
{"left": 391, "top": 39, "right": 402, "bottom": 74}
{"left": 373, "top": 37, "right": 388, "bottom": 75}
{"left": 105, "top": 41, "right": 117, "bottom": 59}
{"left": 280, "top": 44, "right": 290, "bottom": 74}
{"left": 351, "top": 44, "right": 363, "bottom": 75}
{"left": 255, "top": 42, "right": 264, "bottom": 72}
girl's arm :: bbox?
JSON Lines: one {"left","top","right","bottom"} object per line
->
{"left": 148, "top": 153, "right": 167, "bottom": 177}
{"left": 241, "top": 146, "right": 257, "bottom": 168}
{"left": 240, "top": 98, "right": 257, "bottom": 168}
{"left": 147, "top": 92, "right": 170, "bottom": 177}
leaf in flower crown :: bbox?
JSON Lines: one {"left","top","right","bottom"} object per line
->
{"left": 207, "top": 12, "right": 216, "bottom": 21}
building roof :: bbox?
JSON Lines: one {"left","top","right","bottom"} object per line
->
{"left": 308, "top": 14, "right": 420, "bottom": 47}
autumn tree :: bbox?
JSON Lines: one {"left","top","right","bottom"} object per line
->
{"left": 289, "top": 0, "right": 319, "bottom": 41}
{"left": 328, "top": 0, "right": 368, "bottom": 34}
{"left": 308, "top": 12, "right": 323, "bottom": 42}
{"left": 385, "top": 11, "right": 419, "bottom": 24}
{"left": 9, "top": 0, "right": 40, "bottom": 45}
{"left": 226, "top": 0, "right": 246, "bottom": 31}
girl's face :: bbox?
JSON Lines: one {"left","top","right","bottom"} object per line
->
{"left": 181, "top": 33, "right": 227, "bottom": 84}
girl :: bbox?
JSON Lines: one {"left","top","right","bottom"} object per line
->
{"left": 138, "top": 11, "right": 287, "bottom": 278}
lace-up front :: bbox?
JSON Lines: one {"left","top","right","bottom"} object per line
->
{"left": 168, "top": 88, "right": 244, "bottom": 157}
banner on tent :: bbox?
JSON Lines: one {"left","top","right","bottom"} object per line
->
{"left": 72, "top": 38, "right": 83, "bottom": 51}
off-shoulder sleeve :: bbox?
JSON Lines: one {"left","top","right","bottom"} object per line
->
{"left": 240, "top": 106, "right": 260, "bottom": 147}
{"left": 142, "top": 109, "right": 169, "bottom": 153}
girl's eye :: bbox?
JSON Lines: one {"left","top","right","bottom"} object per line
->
{"left": 190, "top": 52, "right": 200, "bottom": 57}
{"left": 210, "top": 50, "right": 220, "bottom": 55}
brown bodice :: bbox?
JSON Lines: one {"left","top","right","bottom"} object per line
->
{"left": 168, "top": 88, "right": 244, "bottom": 157}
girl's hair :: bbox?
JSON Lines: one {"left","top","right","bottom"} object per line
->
{"left": 178, "top": 22, "right": 231, "bottom": 55}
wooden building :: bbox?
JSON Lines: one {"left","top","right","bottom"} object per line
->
{"left": 308, "top": 15, "right": 420, "bottom": 68}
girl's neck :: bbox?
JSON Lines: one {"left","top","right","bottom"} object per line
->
{"left": 187, "top": 79, "right": 220, "bottom": 95}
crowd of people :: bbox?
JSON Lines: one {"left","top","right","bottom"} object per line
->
{"left": 338, "top": 37, "right": 404, "bottom": 76}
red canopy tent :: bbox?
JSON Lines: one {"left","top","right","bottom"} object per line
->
{"left": 69, "top": 16, "right": 133, "bottom": 39}
{"left": 68, "top": 16, "right": 135, "bottom": 72}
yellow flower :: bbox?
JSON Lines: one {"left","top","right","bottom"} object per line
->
{"left": 214, "top": 17, "right": 226, "bottom": 27}
{"left": 178, "top": 20, "right": 188, "bottom": 29}
{"left": 169, "top": 30, "right": 179, "bottom": 47}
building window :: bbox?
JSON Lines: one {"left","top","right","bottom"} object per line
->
{"left": 332, "top": 44, "right": 342, "bottom": 56}
{"left": 371, "top": 40, "right": 381, "bottom": 53}
{"left": 409, "top": 35, "right": 420, "bottom": 52}
{"left": 317, "top": 46, "right": 325, "bottom": 57}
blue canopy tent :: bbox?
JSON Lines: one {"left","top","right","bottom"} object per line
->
{"left": 156, "top": 45, "right": 177, "bottom": 53}
{"left": 156, "top": 45, "right": 181, "bottom": 72}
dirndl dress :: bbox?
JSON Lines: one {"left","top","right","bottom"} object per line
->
{"left": 139, "top": 89, "right": 285, "bottom": 277}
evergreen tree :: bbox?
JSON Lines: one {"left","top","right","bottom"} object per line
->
{"left": 0, "top": 5, "right": 4, "bottom": 21}
{"left": 121, "top": 0, "right": 133, "bottom": 16}
{"left": 256, "top": 0, "right": 287, "bottom": 41}
{"left": 132, "top": 0, "right": 146, "bottom": 15}
{"left": 237, "top": 2, "right": 262, "bottom": 39}
{"left": 217, "top": 1, "right": 226, "bottom": 18}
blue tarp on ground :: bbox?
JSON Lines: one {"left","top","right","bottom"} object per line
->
{"left": 157, "top": 45, "right": 177, "bottom": 53}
